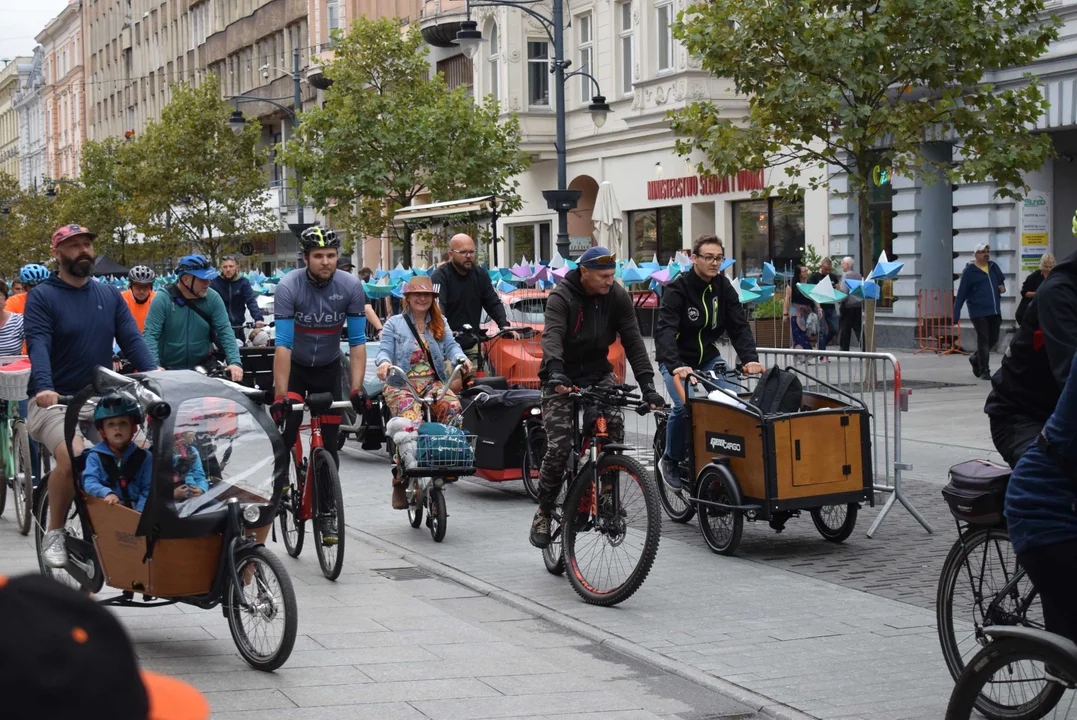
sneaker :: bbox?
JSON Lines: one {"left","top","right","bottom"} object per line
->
{"left": 41, "top": 528, "right": 68, "bottom": 569}
{"left": 981, "top": 367, "right": 992, "bottom": 381}
{"left": 529, "top": 510, "right": 551, "bottom": 549}
{"left": 319, "top": 517, "right": 338, "bottom": 545}
{"left": 659, "top": 454, "right": 684, "bottom": 491}
{"left": 968, "top": 355, "right": 982, "bottom": 378}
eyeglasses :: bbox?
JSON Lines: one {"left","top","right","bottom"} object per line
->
{"left": 696, "top": 254, "right": 725, "bottom": 265}
{"left": 452, "top": 249, "right": 476, "bottom": 257}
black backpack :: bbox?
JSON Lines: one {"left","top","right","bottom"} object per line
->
{"left": 749, "top": 366, "right": 803, "bottom": 415}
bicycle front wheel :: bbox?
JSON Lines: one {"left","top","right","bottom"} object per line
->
{"left": 278, "top": 460, "right": 304, "bottom": 558}
{"left": 226, "top": 545, "right": 298, "bottom": 672}
{"left": 13, "top": 422, "right": 33, "bottom": 535}
{"left": 311, "top": 447, "right": 345, "bottom": 581}
{"left": 945, "top": 637, "right": 1070, "bottom": 720}
{"left": 562, "top": 454, "right": 661, "bottom": 606}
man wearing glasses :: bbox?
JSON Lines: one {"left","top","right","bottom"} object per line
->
{"left": 655, "top": 234, "right": 764, "bottom": 491}
{"left": 431, "top": 233, "right": 516, "bottom": 373}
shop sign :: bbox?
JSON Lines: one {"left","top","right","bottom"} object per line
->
{"left": 646, "top": 169, "right": 765, "bottom": 201}
{"left": 1019, "top": 193, "right": 1050, "bottom": 272}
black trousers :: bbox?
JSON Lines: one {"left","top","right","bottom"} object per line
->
{"left": 970, "top": 314, "right": 1002, "bottom": 374}
{"left": 283, "top": 359, "right": 343, "bottom": 469}
{"left": 839, "top": 306, "right": 862, "bottom": 351}
{"left": 1018, "top": 538, "right": 1077, "bottom": 644}
{"left": 989, "top": 413, "right": 1044, "bottom": 469}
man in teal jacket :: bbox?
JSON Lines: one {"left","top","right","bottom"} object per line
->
{"left": 143, "top": 254, "right": 243, "bottom": 381}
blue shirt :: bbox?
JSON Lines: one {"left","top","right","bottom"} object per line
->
{"left": 210, "top": 275, "right": 264, "bottom": 327}
{"left": 954, "top": 261, "right": 1006, "bottom": 319}
{"left": 24, "top": 276, "right": 156, "bottom": 397}
{"left": 1005, "top": 352, "right": 1077, "bottom": 555}
{"left": 81, "top": 442, "right": 152, "bottom": 512}
{"left": 273, "top": 269, "right": 367, "bottom": 366}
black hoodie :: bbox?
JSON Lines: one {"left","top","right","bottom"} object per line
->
{"left": 985, "top": 251, "right": 1077, "bottom": 422}
{"left": 538, "top": 270, "right": 654, "bottom": 387}
{"left": 654, "top": 268, "right": 758, "bottom": 370}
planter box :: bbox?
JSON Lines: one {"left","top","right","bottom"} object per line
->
{"left": 752, "top": 317, "right": 792, "bottom": 348}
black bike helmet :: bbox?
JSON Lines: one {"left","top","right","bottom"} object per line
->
{"left": 299, "top": 226, "right": 340, "bottom": 253}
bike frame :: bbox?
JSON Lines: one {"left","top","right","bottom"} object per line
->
{"left": 954, "top": 520, "right": 1041, "bottom": 631}
{"left": 560, "top": 394, "right": 624, "bottom": 529}
{"left": 1, "top": 401, "right": 14, "bottom": 480}
{"left": 291, "top": 413, "right": 330, "bottom": 522}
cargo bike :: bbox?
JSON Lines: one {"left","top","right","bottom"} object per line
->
{"left": 657, "top": 367, "right": 873, "bottom": 555}
{"left": 33, "top": 366, "right": 298, "bottom": 671}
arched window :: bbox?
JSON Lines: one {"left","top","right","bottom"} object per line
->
{"left": 486, "top": 21, "right": 500, "bottom": 102}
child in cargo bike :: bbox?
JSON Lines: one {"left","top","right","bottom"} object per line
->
{"left": 80, "top": 395, "right": 152, "bottom": 512}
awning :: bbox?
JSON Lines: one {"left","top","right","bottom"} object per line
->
{"left": 93, "top": 255, "right": 129, "bottom": 277}
{"left": 394, "top": 195, "right": 501, "bottom": 224}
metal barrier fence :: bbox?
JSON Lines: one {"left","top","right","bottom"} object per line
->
{"left": 916, "top": 289, "right": 965, "bottom": 356}
{"left": 630, "top": 342, "right": 933, "bottom": 538}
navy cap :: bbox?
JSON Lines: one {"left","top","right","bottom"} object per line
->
{"left": 578, "top": 246, "right": 617, "bottom": 270}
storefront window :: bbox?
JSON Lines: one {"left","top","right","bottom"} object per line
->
{"left": 507, "top": 222, "right": 552, "bottom": 263}
{"left": 869, "top": 162, "right": 895, "bottom": 308}
{"left": 731, "top": 196, "right": 805, "bottom": 278}
{"left": 629, "top": 206, "right": 682, "bottom": 264}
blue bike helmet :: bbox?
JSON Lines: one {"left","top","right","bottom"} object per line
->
{"left": 19, "top": 263, "right": 50, "bottom": 286}
{"left": 93, "top": 394, "right": 144, "bottom": 428}
{"left": 175, "top": 254, "right": 218, "bottom": 281}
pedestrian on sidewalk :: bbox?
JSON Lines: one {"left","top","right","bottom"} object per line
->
{"left": 808, "top": 257, "right": 838, "bottom": 356}
{"left": 1016, "top": 253, "right": 1055, "bottom": 326}
{"left": 837, "top": 256, "right": 862, "bottom": 351}
{"left": 954, "top": 242, "right": 1006, "bottom": 379}
{"left": 783, "top": 264, "right": 814, "bottom": 358}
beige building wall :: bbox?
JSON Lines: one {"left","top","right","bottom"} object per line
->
{"left": 0, "top": 58, "right": 31, "bottom": 181}
{"left": 38, "top": 1, "right": 85, "bottom": 181}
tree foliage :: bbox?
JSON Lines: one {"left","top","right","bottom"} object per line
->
{"left": 671, "top": 0, "right": 1060, "bottom": 277}
{"left": 122, "top": 76, "right": 277, "bottom": 264}
{"left": 0, "top": 171, "right": 57, "bottom": 278}
{"left": 279, "top": 17, "right": 529, "bottom": 266}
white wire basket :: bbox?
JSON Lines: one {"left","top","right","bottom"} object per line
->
{"left": 0, "top": 356, "right": 29, "bottom": 402}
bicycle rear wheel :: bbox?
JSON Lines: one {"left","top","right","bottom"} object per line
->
{"left": 12, "top": 422, "right": 33, "bottom": 535}
{"left": 562, "top": 454, "right": 661, "bottom": 606}
{"left": 520, "top": 423, "right": 545, "bottom": 503}
{"left": 310, "top": 447, "right": 345, "bottom": 581}
{"left": 653, "top": 418, "right": 695, "bottom": 524}
{"left": 945, "top": 637, "right": 1071, "bottom": 720}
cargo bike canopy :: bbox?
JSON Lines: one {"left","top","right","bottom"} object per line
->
{"left": 67, "top": 367, "right": 288, "bottom": 541}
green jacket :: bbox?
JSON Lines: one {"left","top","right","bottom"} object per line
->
{"left": 143, "top": 286, "right": 242, "bottom": 370}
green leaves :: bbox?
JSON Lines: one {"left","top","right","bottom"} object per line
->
{"left": 279, "top": 17, "right": 528, "bottom": 266}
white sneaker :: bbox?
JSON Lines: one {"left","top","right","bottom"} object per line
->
{"left": 41, "top": 528, "right": 68, "bottom": 569}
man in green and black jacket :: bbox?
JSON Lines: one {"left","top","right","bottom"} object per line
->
{"left": 654, "top": 234, "right": 763, "bottom": 490}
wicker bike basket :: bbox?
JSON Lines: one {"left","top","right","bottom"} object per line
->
{"left": 0, "top": 356, "right": 30, "bottom": 402}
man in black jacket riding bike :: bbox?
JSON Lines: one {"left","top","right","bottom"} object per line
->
{"left": 654, "top": 234, "right": 764, "bottom": 490}
{"left": 529, "top": 246, "right": 665, "bottom": 549}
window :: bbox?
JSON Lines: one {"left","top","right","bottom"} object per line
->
{"left": 629, "top": 207, "right": 682, "bottom": 264}
{"left": 868, "top": 161, "right": 895, "bottom": 308}
{"left": 437, "top": 54, "right": 473, "bottom": 94}
{"left": 508, "top": 222, "right": 552, "bottom": 263}
{"left": 731, "top": 197, "right": 805, "bottom": 280}
{"left": 487, "top": 22, "right": 499, "bottom": 101}
{"left": 656, "top": 1, "right": 673, "bottom": 73}
{"left": 327, "top": 0, "right": 340, "bottom": 33}
{"left": 527, "top": 41, "right": 549, "bottom": 106}
{"left": 619, "top": 2, "right": 633, "bottom": 95}
{"left": 578, "top": 13, "right": 592, "bottom": 104}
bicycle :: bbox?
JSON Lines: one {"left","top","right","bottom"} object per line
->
{"left": 385, "top": 361, "right": 474, "bottom": 543}
{"left": 0, "top": 400, "right": 34, "bottom": 535}
{"left": 276, "top": 392, "right": 354, "bottom": 581}
{"left": 543, "top": 382, "right": 662, "bottom": 606}
{"left": 946, "top": 626, "right": 1077, "bottom": 720}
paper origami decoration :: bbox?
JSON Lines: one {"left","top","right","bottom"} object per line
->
{"left": 796, "top": 275, "right": 847, "bottom": 304}
{"left": 761, "top": 262, "right": 776, "bottom": 285}
{"left": 844, "top": 278, "right": 882, "bottom": 300}
{"left": 868, "top": 251, "right": 903, "bottom": 281}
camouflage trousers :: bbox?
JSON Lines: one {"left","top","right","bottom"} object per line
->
{"left": 537, "top": 373, "right": 624, "bottom": 511}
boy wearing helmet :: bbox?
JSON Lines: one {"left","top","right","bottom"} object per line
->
{"left": 81, "top": 395, "right": 152, "bottom": 512}
{"left": 122, "top": 266, "right": 157, "bottom": 333}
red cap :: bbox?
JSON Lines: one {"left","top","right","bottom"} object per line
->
{"left": 52, "top": 224, "right": 97, "bottom": 249}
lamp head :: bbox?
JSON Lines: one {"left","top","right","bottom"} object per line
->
{"left": 454, "top": 19, "right": 483, "bottom": 60}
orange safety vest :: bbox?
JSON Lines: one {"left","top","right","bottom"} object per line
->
{"left": 4, "top": 293, "right": 26, "bottom": 314}
{"left": 121, "top": 289, "right": 155, "bottom": 333}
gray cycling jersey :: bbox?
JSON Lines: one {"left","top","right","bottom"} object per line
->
{"left": 273, "top": 269, "right": 367, "bottom": 366}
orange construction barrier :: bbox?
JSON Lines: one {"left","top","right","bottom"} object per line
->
{"left": 916, "top": 289, "right": 965, "bottom": 355}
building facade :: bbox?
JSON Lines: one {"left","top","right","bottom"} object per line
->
{"left": 408, "top": 0, "right": 827, "bottom": 274}
{"left": 13, "top": 48, "right": 47, "bottom": 191}
{"left": 0, "top": 59, "right": 32, "bottom": 182}
{"left": 37, "top": 1, "right": 85, "bottom": 182}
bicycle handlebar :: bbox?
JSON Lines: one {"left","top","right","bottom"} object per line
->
{"left": 385, "top": 361, "right": 466, "bottom": 406}
{"left": 454, "top": 325, "right": 536, "bottom": 344}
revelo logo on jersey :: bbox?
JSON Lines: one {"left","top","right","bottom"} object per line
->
{"left": 295, "top": 310, "right": 347, "bottom": 326}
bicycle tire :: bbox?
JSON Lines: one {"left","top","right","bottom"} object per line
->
{"left": 13, "top": 422, "right": 33, "bottom": 535}
{"left": 226, "top": 545, "right": 298, "bottom": 672}
{"left": 937, "top": 527, "right": 1050, "bottom": 720}
{"left": 34, "top": 481, "right": 86, "bottom": 592}
{"left": 428, "top": 487, "right": 447, "bottom": 543}
{"left": 521, "top": 423, "right": 545, "bottom": 503}
{"left": 810, "top": 503, "right": 858, "bottom": 543}
{"left": 653, "top": 419, "right": 695, "bottom": 524}
{"left": 562, "top": 453, "right": 661, "bottom": 606}
{"left": 945, "top": 637, "right": 1069, "bottom": 720}
{"left": 0, "top": 419, "right": 9, "bottom": 518}
{"left": 697, "top": 464, "right": 744, "bottom": 556}
{"left": 543, "top": 481, "right": 568, "bottom": 576}
{"left": 278, "top": 460, "right": 304, "bottom": 558}
{"left": 310, "top": 447, "right": 345, "bottom": 581}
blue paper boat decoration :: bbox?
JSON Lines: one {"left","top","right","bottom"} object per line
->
{"left": 496, "top": 280, "right": 518, "bottom": 294}
{"left": 363, "top": 282, "right": 396, "bottom": 299}
{"left": 374, "top": 267, "right": 388, "bottom": 280}
{"left": 720, "top": 258, "right": 736, "bottom": 272}
{"left": 796, "top": 276, "right": 847, "bottom": 305}
{"left": 761, "top": 262, "right": 777, "bottom": 285}
{"left": 844, "top": 278, "right": 882, "bottom": 300}
{"left": 868, "top": 251, "right": 903, "bottom": 281}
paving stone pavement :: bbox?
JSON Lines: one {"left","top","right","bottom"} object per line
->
{"left": 0, "top": 506, "right": 759, "bottom": 719}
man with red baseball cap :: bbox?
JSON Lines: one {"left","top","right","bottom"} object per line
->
{"left": 25, "top": 224, "right": 157, "bottom": 570}
{"left": 0, "top": 573, "right": 210, "bottom": 719}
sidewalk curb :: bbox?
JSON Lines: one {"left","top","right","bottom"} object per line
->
{"left": 352, "top": 526, "right": 817, "bottom": 720}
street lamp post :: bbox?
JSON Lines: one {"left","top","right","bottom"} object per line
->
{"left": 450, "top": 0, "right": 611, "bottom": 260}
{"left": 226, "top": 47, "right": 308, "bottom": 266}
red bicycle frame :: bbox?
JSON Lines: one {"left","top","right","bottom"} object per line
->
{"left": 288, "top": 393, "right": 341, "bottom": 522}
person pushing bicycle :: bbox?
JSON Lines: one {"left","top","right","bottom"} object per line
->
{"left": 529, "top": 246, "right": 665, "bottom": 549}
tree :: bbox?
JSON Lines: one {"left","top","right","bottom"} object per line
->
{"left": 0, "top": 171, "right": 57, "bottom": 277}
{"left": 279, "top": 17, "right": 529, "bottom": 266}
{"left": 56, "top": 138, "right": 143, "bottom": 265}
{"left": 123, "top": 76, "right": 277, "bottom": 264}
{"left": 671, "top": 0, "right": 1059, "bottom": 345}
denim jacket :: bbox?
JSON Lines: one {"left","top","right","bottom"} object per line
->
{"left": 376, "top": 313, "right": 466, "bottom": 386}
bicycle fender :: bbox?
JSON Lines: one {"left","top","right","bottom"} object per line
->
{"left": 599, "top": 444, "right": 634, "bottom": 453}
{"left": 983, "top": 626, "right": 1077, "bottom": 666}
